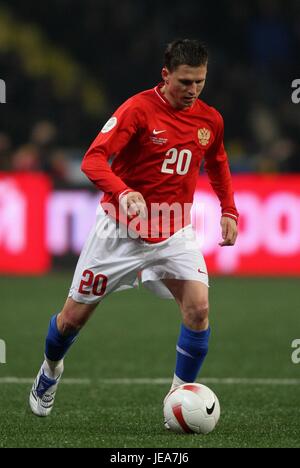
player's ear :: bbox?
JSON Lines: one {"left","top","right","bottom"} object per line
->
{"left": 162, "top": 67, "right": 170, "bottom": 82}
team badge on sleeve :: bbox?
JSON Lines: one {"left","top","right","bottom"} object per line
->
{"left": 198, "top": 128, "right": 211, "bottom": 146}
{"left": 101, "top": 116, "right": 117, "bottom": 133}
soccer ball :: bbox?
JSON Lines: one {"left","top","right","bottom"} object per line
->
{"left": 163, "top": 383, "right": 220, "bottom": 434}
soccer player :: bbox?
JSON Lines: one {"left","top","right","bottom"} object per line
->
{"left": 30, "top": 39, "right": 238, "bottom": 418}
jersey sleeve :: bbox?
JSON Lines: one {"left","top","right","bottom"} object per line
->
{"left": 81, "top": 97, "right": 145, "bottom": 198}
{"left": 203, "top": 110, "right": 239, "bottom": 222}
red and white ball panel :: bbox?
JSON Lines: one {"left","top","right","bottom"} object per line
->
{"left": 163, "top": 383, "right": 220, "bottom": 434}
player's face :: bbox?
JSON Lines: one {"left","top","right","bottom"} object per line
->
{"left": 162, "top": 64, "right": 207, "bottom": 109}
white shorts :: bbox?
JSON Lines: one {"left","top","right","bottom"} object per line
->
{"left": 68, "top": 206, "right": 209, "bottom": 304}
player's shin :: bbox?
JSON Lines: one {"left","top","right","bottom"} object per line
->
{"left": 171, "top": 323, "right": 211, "bottom": 389}
{"left": 44, "top": 314, "right": 79, "bottom": 377}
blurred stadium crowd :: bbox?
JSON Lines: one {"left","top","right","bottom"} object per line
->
{"left": 0, "top": 0, "right": 300, "bottom": 185}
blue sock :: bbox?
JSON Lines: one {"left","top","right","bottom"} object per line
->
{"left": 45, "top": 315, "right": 79, "bottom": 361}
{"left": 175, "top": 324, "right": 211, "bottom": 382}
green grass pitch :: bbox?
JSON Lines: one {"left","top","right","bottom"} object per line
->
{"left": 0, "top": 273, "right": 299, "bottom": 448}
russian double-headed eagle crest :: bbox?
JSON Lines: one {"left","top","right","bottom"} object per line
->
{"left": 198, "top": 128, "right": 211, "bottom": 146}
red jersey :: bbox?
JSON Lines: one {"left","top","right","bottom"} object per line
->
{"left": 81, "top": 83, "right": 238, "bottom": 241}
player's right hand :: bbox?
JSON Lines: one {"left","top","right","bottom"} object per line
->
{"left": 119, "top": 191, "right": 147, "bottom": 219}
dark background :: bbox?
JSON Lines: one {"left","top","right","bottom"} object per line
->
{"left": 0, "top": 0, "right": 300, "bottom": 179}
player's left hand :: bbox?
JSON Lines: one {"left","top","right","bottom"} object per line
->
{"left": 219, "top": 216, "right": 238, "bottom": 247}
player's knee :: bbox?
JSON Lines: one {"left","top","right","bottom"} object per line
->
{"left": 182, "top": 301, "right": 209, "bottom": 330}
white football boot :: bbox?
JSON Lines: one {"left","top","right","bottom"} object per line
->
{"left": 29, "top": 364, "right": 63, "bottom": 417}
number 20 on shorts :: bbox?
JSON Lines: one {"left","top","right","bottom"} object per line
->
{"left": 78, "top": 269, "right": 108, "bottom": 296}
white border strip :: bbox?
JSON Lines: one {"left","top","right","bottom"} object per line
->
{"left": 98, "top": 377, "right": 300, "bottom": 385}
{"left": 0, "top": 377, "right": 299, "bottom": 385}
{"left": 0, "top": 377, "right": 91, "bottom": 385}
